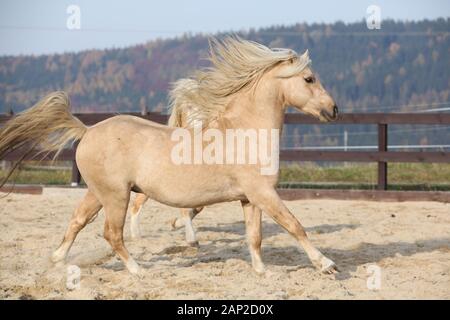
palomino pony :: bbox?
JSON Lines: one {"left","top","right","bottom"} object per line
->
{"left": 0, "top": 37, "right": 339, "bottom": 275}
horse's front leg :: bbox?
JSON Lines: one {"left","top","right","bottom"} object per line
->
{"left": 246, "top": 187, "right": 338, "bottom": 274}
{"left": 241, "top": 200, "right": 265, "bottom": 273}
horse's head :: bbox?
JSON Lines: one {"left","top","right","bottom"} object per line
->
{"left": 175, "top": 37, "right": 338, "bottom": 125}
{"left": 275, "top": 51, "right": 338, "bottom": 122}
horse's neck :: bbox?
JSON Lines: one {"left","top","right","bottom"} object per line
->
{"left": 216, "top": 90, "right": 285, "bottom": 131}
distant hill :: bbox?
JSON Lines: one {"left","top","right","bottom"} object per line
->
{"left": 1, "top": 19, "right": 449, "bottom": 148}
{"left": 1, "top": 18, "right": 449, "bottom": 113}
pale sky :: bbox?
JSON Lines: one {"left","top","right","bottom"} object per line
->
{"left": 0, "top": 0, "right": 449, "bottom": 56}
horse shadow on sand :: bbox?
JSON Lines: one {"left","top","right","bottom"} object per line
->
{"left": 195, "top": 221, "right": 359, "bottom": 241}
{"left": 133, "top": 221, "right": 357, "bottom": 267}
{"left": 257, "top": 238, "right": 450, "bottom": 280}
{"left": 137, "top": 221, "right": 450, "bottom": 281}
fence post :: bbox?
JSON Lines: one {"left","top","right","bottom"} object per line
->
{"left": 71, "top": 141, "right": 81, "bottom": 187}
{"left": 377, "top": 123, "right": 388, "bottom": 190}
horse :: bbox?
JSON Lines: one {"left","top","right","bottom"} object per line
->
{"left": 0, "top": 37, "right": 339, "bottom": 275}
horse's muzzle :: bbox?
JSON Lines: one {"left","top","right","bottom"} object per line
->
{"left": 321, "top": 105, "right": 339, "bottom": 122}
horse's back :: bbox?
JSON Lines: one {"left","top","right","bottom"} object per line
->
{"left": 89, "top": 114, "right": 166, "bottom": 130}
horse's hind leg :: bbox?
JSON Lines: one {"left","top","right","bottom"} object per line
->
{"left": 52, "top": 190, "right": 102, "bottom": 263}
{"left": 130, "top": 193, "right": 148, "bottom": 239}
{"left": 103, "top": 191, "right": 140, "bottom": 274}
{"left": 171, "top": 207, "right": 203, "bottom": 246}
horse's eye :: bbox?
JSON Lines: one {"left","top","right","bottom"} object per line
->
{"left": 304, "top": 76, "right": 315, "bottom": 84}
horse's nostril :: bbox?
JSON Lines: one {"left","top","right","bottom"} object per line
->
{"left": 333, "top": 105, "right": 338, "bottom": 117}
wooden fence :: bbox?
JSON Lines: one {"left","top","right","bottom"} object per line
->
{"left": 1, "top": 112, "right": 450, "bottom": 201}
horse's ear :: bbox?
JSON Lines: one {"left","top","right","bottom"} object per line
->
{"left": 301, "top": 49, "right": 309, "bottom": 60}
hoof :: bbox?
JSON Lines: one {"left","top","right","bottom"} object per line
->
{"left": 125, "top": 258, "right": 142, "bottom": 276}
{"left": 320, "top": 258, "right": 339, "bottom": 274}
{"left": 251, "top": 258, "right": 266, "bottom": 275}
{"left": 253, "top": 265, "right": 266, "bottom": 275}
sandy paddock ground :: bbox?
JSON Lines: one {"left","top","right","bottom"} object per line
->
{"left": 0, "top": 187, "right": 449, "bottom": 300}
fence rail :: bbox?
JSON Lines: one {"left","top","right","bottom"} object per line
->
{"left": 1, "top": 112, "right": 450, "bottom": 201}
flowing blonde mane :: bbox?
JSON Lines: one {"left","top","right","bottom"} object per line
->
{"left": 168, "top": 36, "right": 311, "bottom": 127}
